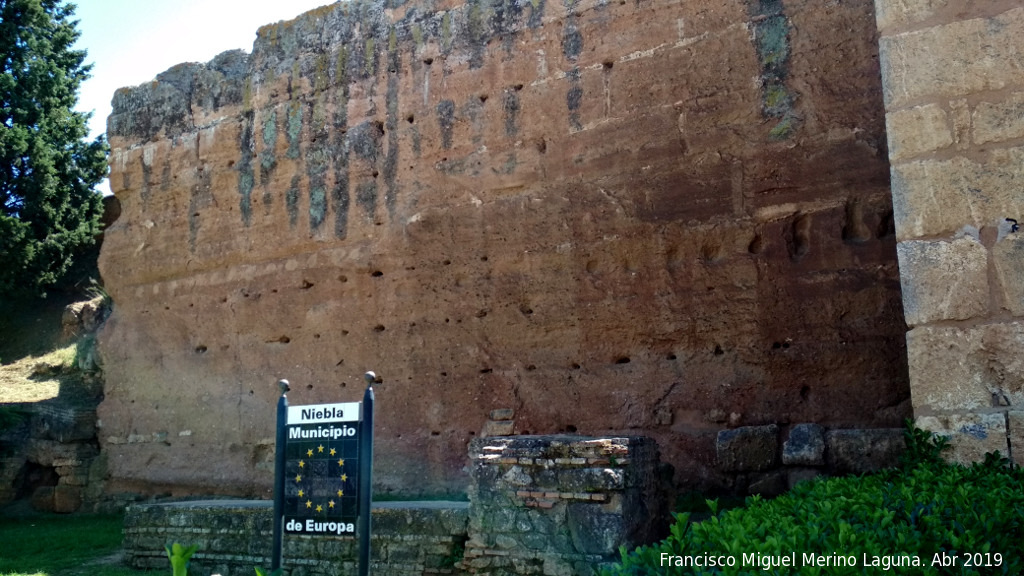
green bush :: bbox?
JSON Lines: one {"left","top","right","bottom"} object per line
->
{"left": 604, "top": 427, "right": 1024, "bottom": 576}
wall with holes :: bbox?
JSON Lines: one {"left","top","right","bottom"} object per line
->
{"left": 96, "top": 0, "right": 908, "bottom": 497}
{"left": 874, "top": 1, "right": 1024, "bottom": 464}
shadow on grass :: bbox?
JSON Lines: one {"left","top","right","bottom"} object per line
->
{"left": 0, "top": 512, "right": 153, "bottom": 576}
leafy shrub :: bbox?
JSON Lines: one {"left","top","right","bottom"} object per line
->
{"left": 675, "top": 491, "right": 747, "bottom": 516}
{"left": 604, "top": 426, "right": 1024, "bottom": 576}
{"left": 165, "top": 542, "right": 199, "bottom": 576}
{"left": 166, "top": 542, "right": 284, "bottom": 576}
{"left": 900, "top": 419, "right": 951, "bottom": 468}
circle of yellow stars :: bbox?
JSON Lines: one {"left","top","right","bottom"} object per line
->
{"left": 294, "top": 444, "right": 350, "bottom": 514}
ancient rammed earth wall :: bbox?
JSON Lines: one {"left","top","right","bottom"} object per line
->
{"left": 97, "top": 0, "right": 907, "bottom": 496}
{"left": 874, "top": 2, "right": 1024, "bottom": 464}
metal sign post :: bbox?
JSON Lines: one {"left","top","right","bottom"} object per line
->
{"left": 270, "top": 372, "right": 376, "bottom": 574}
{"left": 271, "top": 379, "right": 289, "bottom": 571}
{"left": 358, "top": 372, "right": 376, "bottom": 576}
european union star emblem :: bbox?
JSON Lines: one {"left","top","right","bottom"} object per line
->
{"left": 283, "top": 423, "right": 360, "bottom": 528}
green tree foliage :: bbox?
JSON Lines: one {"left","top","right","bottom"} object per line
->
{"left": 0, "top": 0, "right": 107, "bottom": 296}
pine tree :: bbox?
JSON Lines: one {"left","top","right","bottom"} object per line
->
{"left": 0, "top": 0, "right": 108, "bottom": 297}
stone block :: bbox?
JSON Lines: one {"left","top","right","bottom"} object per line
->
{"left": 24, "top": 439, "right": 99, "bottom": 467}
{"left": 748, "top": 470, "right": 787, "bottom": 498}
{"left": 891, "top": 144, "right": 1024, "bottom": 241}
{"left": 482, "top": 420, "right": 515, "bottom": 438}
{"left": 906, "top": 325, "right": 991, "bottom": 412}
{"left": 489, "top": 408, "right": 515, "bottom": 421}
{"left": 826, "top": 429, "right": 904, "bottom": 474}
{"left": 886, "top": 104, "right": 952, "bottom": 161}
{"left": 909, "top": 322, "right": 1024, "bottom": 410}
{"left": 566, "top": 503, "right": 624, "bottom": 555}
{"left": 782, "top": 423, "right": 825, "bottom": 466}
{"left": 1008, "top": 411, "right": 1024, "bottom": 467}
{"left": 542, "top": 554, "right": 574, "bottom": 576}
{"left": 879, "top": 8, "right": 1024, "bottom": 109}
{"left": 716, "top": 425, "right": 779, "bottom": 472}
{"left": 916, "top": 413, "right": 1008, "bottom": 465}
{"left": 501, "top": 465, "right": 533, "bottom": 487}
{"left": 978, "top": 322, "right": 1024, "bottom": 407}
{"left": 61, "top": 295, "right": 109, "bottom": 337}
{"left": 56, "top": 464, "right": 91, "bottom": 486}
{"left": 874, "top": 0, "right": 949, "bottom": 32}
{"left": 896, "top": 237, "right": 988, "bottom": 326}
{"left": 974, "top": 92, "right": 1024, "bottom": 145}
{"left": 53, "top": 485, "right": 83, "bottom": 513}
{"left": 556, "top": 467, "right": 625, "bottom": 492}
{"left": 786, "top": 468, "right": 823, "bottom": 490}
{"left": 31, "top": 486, "right": 56, "bottom": 512}
{"left": 993, "top": 236, "right": 1024, "bottom": 316}
{"left": 949, "top": 99, "right": 971, "bottom": 151}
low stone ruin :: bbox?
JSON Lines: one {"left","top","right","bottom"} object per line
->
{"left": 0, "top": 401, "right": 105, "bottom": 513}
{"left": 123, "top": 434, "right": 670, "bottom": 576}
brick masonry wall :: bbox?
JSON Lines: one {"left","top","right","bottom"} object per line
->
{"left": 124, "top": 500, "right": 469, "bottom": 576}
{"left": 464, "top": 436, "right": 669, "bottom": 576}
{"left": 874, "top": 1, "right": 1024, "bottom": 464}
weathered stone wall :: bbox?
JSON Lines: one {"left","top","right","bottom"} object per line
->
{"left": 0, "top": 401, "right": 104, "bottom": 512}
{"left": 98, "top": 0, "right": 907, "bottom": 496}
{"left": 874, "top": 1, "right": 1024, "bottom": 464}
{"left": 464, "top": 435, "right": 666, "bottom": 576}
{"left": 715, "top": 424, "right": 904, "bottom": 496}
{"left": 122, "top": 434, "right": 666, "bottom": 576}
{"left": 124, "top": 500, "right": 469, "bottom": 576}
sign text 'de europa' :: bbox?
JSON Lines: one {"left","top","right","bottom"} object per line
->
{"left": 283, "top": 402, "right": 363, "bottom": 535}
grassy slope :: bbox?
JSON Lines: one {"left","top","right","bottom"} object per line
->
{"left": 0, "top": 293, "right": 99, "bottom": 404}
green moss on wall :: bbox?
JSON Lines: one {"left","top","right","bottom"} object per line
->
{"left": 365, "top": 38, "right": 376, "bottom": 77}
{"left": 286, "top": 101, "right": 303, "bottom": 160}
{"left": 310, "top": 185, "right": 327, "bottom": 229}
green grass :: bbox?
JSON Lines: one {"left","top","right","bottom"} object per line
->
{"left": 0, "top": 514, "right": 152, "bottom": 576}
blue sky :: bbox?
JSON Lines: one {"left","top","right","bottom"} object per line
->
{"left": 71, "top": 0, "right": 338, "bottom": 192}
